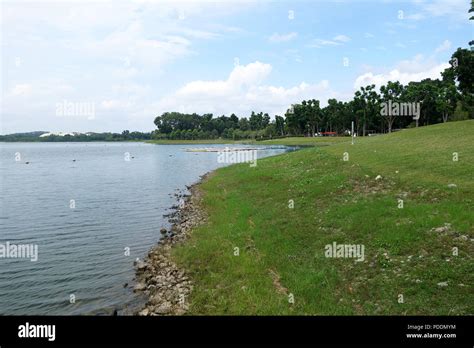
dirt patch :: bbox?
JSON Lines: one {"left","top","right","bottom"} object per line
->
{"left": 268, "top": 269, "right": 288, "bottom": 295}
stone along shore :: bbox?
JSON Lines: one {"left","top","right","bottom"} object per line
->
{"left": 133, "top": 175, "right": 208, "bottom": 316}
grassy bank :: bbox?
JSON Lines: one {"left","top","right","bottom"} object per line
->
{"left": 259, "top": 136, "right": 350, "bottom": 146}
{"left": 147, "top": 139, "right": 248, "bottom": 145}
{"left": 147, "top": 137, "right": 349, "bottom": 146}
{"left": 172, "top": 120, "right": 473, "bottom": 315}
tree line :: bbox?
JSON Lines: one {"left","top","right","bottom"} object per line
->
{"left": 153, "top": 47, "right": 473, "bottom": 140}
{"left": 0, "top": 131, "right": 152, "bottom": 142}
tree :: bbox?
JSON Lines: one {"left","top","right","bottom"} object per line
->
{"left": 306, "top": 99, "right": 322, "bottom": 136}
{"left": 275, "top": 115, "right": 285, "bottom": 136}
{"left": 450, "top": 48, "right": 474, "bottom": 96}
{"left": 404, "top": 80, "right": 439, "bottom": 127}
{"left": 249, "top": 111, "right": 264, "bottom": 130}
{"left": 121, "top": 130, "right": 130, "bottom": 139}
{"left": 238, "top": 117, "right": 250, "bottom": 131}
{"left": 380, "top": 81, "right": 404, "bottom": 133}
{"left": 436, "top": 80, "right": 458, "bottom": 123}
{"left": 285, "top": 103, "right": 308, "bottom": 135}
{"left": 262, "top": 113, "right": 271, "bottom": 128}
{"left": 469, "top": 0, "right": 474, "bottom": 48}
{"left": 354, "top": 85, "right": 378, "bottom": 136}
{"left": 323, "top": 98, "right": 344, "bottom": 133}
{"left": 230, "top": 113, "right": 239, "bottom": 127}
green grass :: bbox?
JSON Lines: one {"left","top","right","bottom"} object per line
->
{"left": 259, "top": 136, "right": 350, "bottom": 146}
{"left": 147, "top": 136, "right": 349, "bottom": 146}
{"left": 147, "top": 139, "right": 249, "bottom": 145}
{"left": 172, "top": 120, "right": 474, "bottom": 315}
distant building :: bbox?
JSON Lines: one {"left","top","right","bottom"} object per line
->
{"left": 39, "top": 132, "right": 80, "bottom": 137}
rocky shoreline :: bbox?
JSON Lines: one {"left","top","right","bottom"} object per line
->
{"left": 133, "top": 174, "right": 209, "bottom": 316}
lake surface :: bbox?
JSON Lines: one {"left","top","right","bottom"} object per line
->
{"left": 0, "top": 142, "right": 291, "bottom": 315}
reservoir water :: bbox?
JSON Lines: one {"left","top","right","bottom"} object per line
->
{"left": 0, "top": 142, "right": 290, "bottom": 315}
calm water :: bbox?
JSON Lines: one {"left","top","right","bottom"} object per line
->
{"left": 0, "top": 142, "right": 291, "bottom": 315}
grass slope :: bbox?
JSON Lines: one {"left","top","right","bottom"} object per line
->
{"left": 172, "top": 120, "right": 474, "bottom": 315}
{"left": 147, "top": 137, "right": 349, "bottom": 146}
{"left": 259, "top": 136, "right": 350, "bottom": 146}
{"left": 147, "top": 139, "right": 248, "bottom": 145}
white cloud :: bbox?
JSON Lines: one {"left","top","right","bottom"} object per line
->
{"left": 308, "top": 39, "right": 340, "bottom": 48}
{"left": 100, "top": 99, "right": 133, "bottom": 110}
{"left": 333, "top": 34, "right": 351, "bottom": 43}
{"left": 364, "top": 33, "right": 375, "bottom": 38}
{"left": 406, "top": 13, "right": 425, "bottom": 21}
{"left": 268, "top": 32, "right": 298, "bottom": 43}
{"left": 74, "top": 21, "right": 192, "bottom": 70}
{"left": 3, "top": 0, "right": 243, "bottom": 80}
{"left": 1, "top": 0, "right": 256, "bottom": 133}
{"left": 309, "top": 34, "right": 350, "bottom": 48}
{"left": 154, "top": 61, "right": 340, "bottom": 117}
{"left": 10, "top": 84, "right": 33, "bottom": 97}
{"left": 435, "top": 39, "right": 452, "bottom": 53}
{"left": 409, "top": 0, "right": 469, "bottom": 21}
{"left": 353, "top": 54, "right": 450, "bottom": 90}
{"left": 422, "top": 0, "right": 470, "bottom": 20}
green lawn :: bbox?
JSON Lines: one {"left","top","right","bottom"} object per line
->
{"left": 147, "top": 136, "right": 349, "bottom": 146}
{"left": 147, "top": 139, "right": 249, "bottom": 145}
{"left": 172, "top": 120, "right": 474, "bottom": 315}
{"left": 259, "top": 136, "right": 350, "bottom": 146}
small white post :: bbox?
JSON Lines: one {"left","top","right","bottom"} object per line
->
{"left": 351, "top": 121, "right": 354, "bottom": 145}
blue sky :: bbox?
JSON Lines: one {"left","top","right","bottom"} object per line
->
{"left": 1, "top": 0, "right": 472, "bottom": 134}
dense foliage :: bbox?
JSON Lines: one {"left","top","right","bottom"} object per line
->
{"left": 153, "top": 48, "right": 473, "bottom": 140}
{"left": 0, "top": 131, "right": 152, "bottom": 142}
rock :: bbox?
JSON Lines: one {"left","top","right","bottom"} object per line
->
{"left": 437, "top": 281, "right": 448, "bottom": 287}
{"left": 447, "top": 183, "right": 457, "bottom": 188}
{"left": 133, "top": 184, "right": 205, "bottom": 317}
{"left": 150, "top": 294, "right": 163, "bottom": 305}
{"left": 432, "top": 223, "right": 451, "bottom": 233}
{"left": 123, "top": 283, "right": 128, "bottom": 288}
{"left": 134, "top": 283, "right": 146, "bottom": 292}
{"left": 375, "top": 175, "right": 382, "bottom": 181}
{"left": 138, "top": 308, "right": 149, "bottom": 316}
{"left": 154, "top": 302, "right": 172, "bottom": 314}
{"left": 136, "top": 261, "right": 147, "bottom": 270}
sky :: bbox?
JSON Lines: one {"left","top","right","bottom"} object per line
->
{"left": 1, "top": 0, "right": 472, "bottom": 134}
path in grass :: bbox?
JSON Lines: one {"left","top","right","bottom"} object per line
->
{"left": 172, "top": 120, "right": 474, "bottom": 315}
